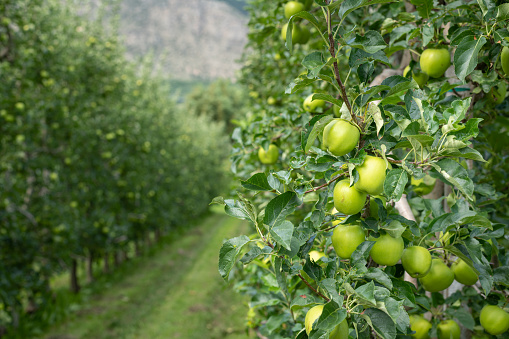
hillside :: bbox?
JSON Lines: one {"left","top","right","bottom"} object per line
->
{"left": 119, "top": 0, "right": 249, "bottom": 80}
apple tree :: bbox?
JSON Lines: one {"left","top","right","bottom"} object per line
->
{"left": 217, "top": 1, "right": 509, "bottom": 338}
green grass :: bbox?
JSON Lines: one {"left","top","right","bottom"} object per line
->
{"left": 41, "top": 211, "right": 251, "bottom": 339}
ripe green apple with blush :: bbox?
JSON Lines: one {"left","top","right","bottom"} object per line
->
{"left": 409, "top": 315, "right": 432, "bottom": 339}
{"left": 369, "top": 233, "right": 404, "bottom": 266}
{"left": 480, "top": 305, "right": 509, "bottom": 335}
{"left": 420, "top": 48, "right": 451, "bottom": 78}
{"left": 451, "top": 258, "right": 478, "bottom": 285}
{"left": 332, "top": 224, "right": 365, "bottom": 259}
{"left": 284, "top": 1, "right": 305, "bottom": 18}
{"left": 323, "top": 119, "right": 360, "bottom": 156}
{"left": 418, "top": 259, "right": 454, "bottom": 292}
{"left": 305, "top": 305, "right": 349, "bottom": 338}
{"left": 303, "top": 94, "right": 325, "bottom": 112}
{"left": 258, "top": 144, "right": 279, "bottom": 164}
{"left": 354, "top": 155, "right": 387, "bottom": 195}
{"left": 437, "top": 320, "right": 460, "bottom": 339}
{"left": 333, "top": 179, "right": 367, "bottom": 215}
{"left": 401, "top": 246, "right": 432, "bottom": 278}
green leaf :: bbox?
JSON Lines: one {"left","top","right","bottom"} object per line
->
{"left": 493, "top": 266, "right": 509, "bottom": 286}
{"left": 291, "top": 294, "right": 320, "bottom": 311}
{"left": 382, "top": 220, "right": 406, "bottom": 238}
{"left": 430, "top": 159, "right": 474, "bottom": 199}
{"left": 349, "top": 31, "right": 388, "bottom": 54}
{"left": 338, "top": 0, "right": 395, "bottom": 20}
{"left": 355, "top": 281, "right": 377, "bottom": 306}
{"left": 497, "top": 3, "right": 509, "bottom": 21}
{"left": 448, "top": 307, "right": 475, "bottom": 330}
{"left": 264, "top": 191, "right": 300, "bottom": 228}
{"left": 305, "top": 115, "right": 334, "bottom": 153}
{"left": 477, "top": 0, "right": 496, "bottom": 16}
{"left": 349, "top": 49, "right": 391, "bottom": 68}
{"left": 380, "top": 76, "right": 419, "bottom": 98}
{"left": 364, "top": 308, "right": 397, "bottom": 339}
{"left": 303, "top": 51, "right": 326, "bottom": 78}
{"left": 364, "top": 268, "right": 393, "bottom": 289}
{"left": 411, "top": 0, "right": 433, "bottom": 18}
{"left": 312, "top": 93, "right": 344, "bottom": 107}
{"left": 454, "top": 36, "right": 487, "bottom": 82}
{"left": 286, "top": 76, "right": 319, "bottom": 94}
{"left": 218, "top": 235, "right": 251, "bottom": 279}
{"left": 383, "top": 169, "right": 408, "bottom": 202}
{"left": 240, "top": 246, "right": 263, "bottom": 264}
{"left": 422, "top": 22, "right": 434, "bottom": 46}
{"left": 224, "top": 196, "right": 257, "bottom": 224}
{"left": 241, "top": 173, "right": 273, "bottom": 191}
{"left": 312, "top": 301, "right": 347, "bottom": 336}
{"left": 274, "top": 257, "right": 290, "bottom": 300}
{"left": 270, "top": 220, "right": 294, "bottom": 251}
{"left": 441, "top": 147, "right": 486, "bottom": 162}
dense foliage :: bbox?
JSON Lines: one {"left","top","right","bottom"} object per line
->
{"left": 0, "top": 0, "right": 229, "bottom": 335}
{"left": 217, "top": 0, "right": 509, "bottom": 338}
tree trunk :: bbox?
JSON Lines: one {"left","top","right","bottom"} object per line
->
{"left": 114, "top": 251, "right": 121, "bottom": 267}
{"left": 70, "top": 259, "right": 80, "bottom": 293}
{"left": 103, "top": 252, "right": 110, "bottom": 274}
{"left": 155, "top": 228, "right": 162, "bottom": 242}
{"left": 135, "top": 239, "right": 141, "bottom": 257}
{"left": 87, "top": 251, "right": 94, "bottom": 283}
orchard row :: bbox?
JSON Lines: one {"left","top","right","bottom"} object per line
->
{"left": 0, "top": 0, "right": 228, "bottom": 334}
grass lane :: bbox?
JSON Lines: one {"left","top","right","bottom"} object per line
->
{"left": 43, "top": 211, "right": 250, "bottom": 339}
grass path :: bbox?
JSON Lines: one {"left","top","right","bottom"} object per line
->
{"left": 43, "top": 212, "right": 250, "bottom": 339}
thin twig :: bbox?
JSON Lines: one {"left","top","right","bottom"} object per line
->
{"left": 297, "top": 274, "right": 330, "bottom": 302}
{"left": 304, "top": 173, "right": 346, "bottom": 194}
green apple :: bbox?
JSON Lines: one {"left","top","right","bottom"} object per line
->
{"left": 333, "top": 179, "right": 367, "bottom": 215}
{"left": 331, "top": 207, "right": 345, "bottom": 226}
{"left": 411, "top": 175, "right": 436, "bottom": 196}
{"left": 437, "top": 320, "right": 461, "bottom": 339}
{"left": 322, "top": 119, "right": 360, "bottom": 156}
{"left": 332, "top": 105, "right": 340, "bottom": 117}
{"left": 401, "top": 246, "right": 432, "bottom": 278}
{"left": 258, "top": 144, "right": 279, "bottom": 164}
{"left": 451, "top": 258, "right": 478, "bottom": 285}
{"left": 420, "top": 49, "right": 451, "bottom": 78}
{"left": 354, "top": 155, "right": 387, "bottom": 195}
{"left": 284, "top": 1, "right": 305, "bottom": 18}
{"left": 298, "top": 25, "right": 310, "bottom": 44}
{"left": 409, "top": 315, "right": 432, "bottom": 339}
{"left": 370, "top": 233, "right": 404, "bottom": 266}
{"left": 487, "top": 83, "right": 507, "bottom": 105}
{"left": 281, "top": 23, "right": 302, "bottom": 43}
{"left": 332, "top": 224, "right": 365, "bottom": 259}
{"left": 418, "top": 259, "right": 454, "bottom": 292}
{"left": 403, "top": 65, "right": 411, "bottom": 77}
{"left": 480, "top": 305, "right": 509, "bottom": 335}
{"left": 305, "top": 305, "right": 349, "bottom": 338}
{"left": 501, "top": 46, "right": 509, "bottom": 75}
{"left": 303, "top": 94, "right": 326, "bottom": 112}
{"left": 267, "top": 96, "right": 277, "bottom": 105}
{"left": 412, "top": 70, "right": 429, "bottom": 88}
{"left": 309, "top": 250, "right": 325, "bottom": 263}
{"left": 369, "top": 195, "right": 386, "bottom": 219}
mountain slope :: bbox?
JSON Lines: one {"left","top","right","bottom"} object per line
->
{"left": 119, "top": 0, "right": 248, "bottom": 80}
